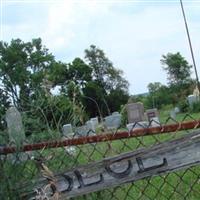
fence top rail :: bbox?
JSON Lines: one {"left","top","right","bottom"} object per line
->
{"left": 1, "top": 120, "right": 200, "bottom": 155}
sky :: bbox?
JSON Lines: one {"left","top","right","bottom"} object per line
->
{"left": 1, "top": 0, "right": 200, "bottom": 95}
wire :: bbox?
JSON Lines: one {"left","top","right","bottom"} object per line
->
{"left": 180, "top": 0, "right": 200, "bottom": 92}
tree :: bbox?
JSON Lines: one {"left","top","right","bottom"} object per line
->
{"left": 161, "top": 52, "right": 192, "bottom": 86}
{"left": 83, "top": 45, "right": 129, "bottom": 116}
{"left": 0, "top": 38, "right": 56, "bottom": 110}
{"left": 84, "top": 45, "right": 129, "bottom": 93}
{"left": 146, "top": 82, "right": 173, "bottom": 109}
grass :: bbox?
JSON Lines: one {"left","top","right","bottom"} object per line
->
{"left": 1, "top": 110, "right": 200, "bottom": 199}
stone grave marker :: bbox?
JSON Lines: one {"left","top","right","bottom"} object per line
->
{"left": 90, "top": 117, "right": 99, "bottom": 129}
{"left": 150, "top": 117, "right": 160, "bottom": 127}
{"left": 62, "top": 124, "right": 76, "bottom": 155}
{"left": 6, "top": 107, "right": 25, "bottom": 147}
{"left": 126, "top": 121, "right": 148, "bottom": 132}
{"left": 6, "top": 107, "right": 29, "bottom": 162}
{"left": 62, "top": 124, "right": 74, "bottom": 137}
{"left": 75, "top": 125, "right": 93, "bottom": 137}
{"left": 145, "top": 108, "right": 159, "bottom": 122}
{"left": 170, "top": 110, "right": 176, "bottom": 119}
{"left": 126, "top": 103, "right": 145, "bottom": 123}
{"left": 104, "top": 112, "right": 121, "bottom": 130}
{"left": 187, "top": 94, "right": 199, "bottom": 107}
{"left": 174, "top": 107, "right": 180, "bottom": 114}
{"left": 86, "top": 121, "right": 96, "bottom": 133}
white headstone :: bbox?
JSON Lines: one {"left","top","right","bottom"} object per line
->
{"left": 187, "top": 94, "right": 199, "bottom": 107}
{"left": 174, "top": 107, "right": 180, "bottom": 114}
{"left": 126, "top": 121, "right": 148, "bottom": 132}
{"left": 62, "top": 124, "right": 73, "bottom": 137}
{"left": 86, "top": 121, "right": 96, "bottom": 132}
{"left": 170, "top": 110, "right": 176, "bottom": 119}
{"left": 150, "top": 117, "right": 160, "bottom": 127}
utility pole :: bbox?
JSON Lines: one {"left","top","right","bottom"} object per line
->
{"left": 180, "top": 0, "right": 200, "bottom": 93}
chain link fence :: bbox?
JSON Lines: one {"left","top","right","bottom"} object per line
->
{"left": 1, "top": 114, "right": 200, "bottom": 200}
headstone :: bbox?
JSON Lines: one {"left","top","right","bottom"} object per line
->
{"left": 126, "top": 121, "right": 148, "bottom": 132}
{"left": 90, "top": 117, "right": 99, "bottom": 129}
{"left": 174, "top": 107, "right": 180, "bottom": 114}
{"left": 6, "top": 107, "right": 25, "bottom": 147}
{"left": 187, "top": 94, "right": 199, "bottom": 107}
{"left": 75, "top": 125, "right": 93, "bottom": 137}
{"left": 145, "top": 108, "right": 159, "bottom": 122}
{"left": 150, "top": 117, "right": 160, "bottom": 127}
{"left": 126, "top": 103, "right": 145, "bottom": 123}
{"left": 104, "top": 112, "right": 121, "bottom": 130}
{"left": 5, "top": 107, "right": 29, "bottom": 163}
{"left": 170, "top": 110, "right": 176, "bottom": 119}
{"left": 193, "top": 85, "right": 200, "bottom": 97}
{"left": 86, "top": 121, "right": 96, "bottom": 132}
{"left": 62, "top": 124, "right": 73, "bottom": 137}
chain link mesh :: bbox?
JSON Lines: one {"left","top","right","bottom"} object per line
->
{"left": 1, "top": 114, "right": 200, "bottom": 200}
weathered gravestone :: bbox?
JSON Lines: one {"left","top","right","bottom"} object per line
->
{"left": 174, "top": 107, "right": 180, "bottom": 114}
{"left": 126, "top": 121, "right": 148, "bottom": 132}
{"left": 187, "top": 94, "right": 199, "bottom": 107}
{"left": 62, "top": 124, "right": 76, "bottom": 155}
{"left": 6, "top": 107, "right": 29, "bottom": 162}
{"left": 170, "top": 110, "right": 176, "bottom": 119}
{"left": 145, "top": 109, "right": 160, "bottom": 127}
{"left": 6, "top": 107, "right": 25, "bottom": 147}
{"left": 90, "top": 117, "right": 99, "bottom": 129}
{"left": 86, "top": 121, "right": 96, "bottom": 132}
{"left": 62, "top": 124, "right": 74, "bottom": 138}
{"left": 22, "top": 130, "right": 200, "bottom": 199}
{"left": 145, "top": 108, "right": 159, "bottom": 122}
{"left": 126, "top": 103, "right": 145, "bottom": 123}
{"left": 75, "top": 125, "right": 94, "bottom": 137}
{"left": 104, "top": 112, "right": 121, "bottom": 130}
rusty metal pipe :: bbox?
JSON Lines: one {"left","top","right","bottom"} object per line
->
{"left": 0, "top": 120, "right": 200, "bottom": 155}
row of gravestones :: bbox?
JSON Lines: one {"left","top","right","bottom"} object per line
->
{"left": 126, "top": 103, "right": 160, "bottom": 132}
{"left": 4, "top": 103, "right": 161, "bottom": 146}
{"left": 3, "top": 104, "right": 159, "bottom": 162}
{"left": 62, "top": 103, "right": 160, "bottom": 138}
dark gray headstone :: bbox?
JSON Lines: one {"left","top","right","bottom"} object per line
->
{"left": 146, "top": 108, "right": 159, "bottom": 122}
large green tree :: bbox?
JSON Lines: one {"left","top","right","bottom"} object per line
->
{"left": 0, "top": 38, "right": 56, "bottom": 110}
{"left": 84, "top": 45, "right": 129, "bottom": 93}
{"left": 83, "top": 45, "right": 129, "bottom": 116}
{"left": 161, "top": 52, "right": 194, "bottom": 105}
{"left": 161, "top": 52, "right": 192, "bottom": 86}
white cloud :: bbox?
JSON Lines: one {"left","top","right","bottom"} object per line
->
{"left": 2, "top": 0, "right": 200, "bottom": 94}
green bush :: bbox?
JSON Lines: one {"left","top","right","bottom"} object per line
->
{"left": 190, "top": 100, "right": 200, "bottom": 113}
{"left": 178, "top": 100, "right": 189, "bottom": 112}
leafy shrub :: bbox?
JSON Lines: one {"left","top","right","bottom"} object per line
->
{"left": 178, "top": 100, "right": 189, "bottom": 112}
{"left": 190, "top": 100, "right": 200, "bottom": 113}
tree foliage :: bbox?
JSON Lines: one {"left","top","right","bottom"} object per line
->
{"left": 161, "top": 52, "right": 192, "bottom": 86}
{"left": 0, "top": 39, "right": 130, "bottom": 132}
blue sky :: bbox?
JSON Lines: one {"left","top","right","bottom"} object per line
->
{"left": 1, "top": 0, "right": 200, "bottom": 94}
